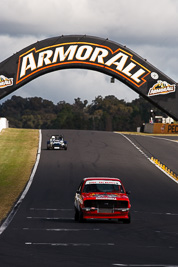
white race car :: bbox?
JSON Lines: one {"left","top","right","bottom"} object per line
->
{"left": 47, "top": 135, "right": 67, "bottom": 150}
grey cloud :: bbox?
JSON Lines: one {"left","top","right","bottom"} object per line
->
{"left": 0, "top": 0, "right": 178, "bottom": 104}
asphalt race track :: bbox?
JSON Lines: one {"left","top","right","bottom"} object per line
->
{"left": 0, "top": 130, "right": 178, "bottom": 267}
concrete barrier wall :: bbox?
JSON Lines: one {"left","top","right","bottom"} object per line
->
{"left": 143, "top": 123, "right": 178, "bottom": 134}
{"left": 144, "top": 123, "right": 154, "bottom": 133}
{"left": 0, "top": 118, "right": 9, "bottom": 132}
{"left": 153, "top": 123, "right": 178, "bottom": 134}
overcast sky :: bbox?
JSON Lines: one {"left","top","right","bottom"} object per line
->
{"left": 0, "top": 0, "right": 178, "bottom": 105}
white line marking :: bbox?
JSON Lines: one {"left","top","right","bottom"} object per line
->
{"left": 134, "top": 210, "right": 178, "bottom": 216}
{"left": 139, "top": 135, "right": 178, "bottom": 144}
{"left": 0, "top": 130, "right": 42, "bottom": 235}
{"left": 148, "top": 159, "right": 178, "bottom": 184}
{"left": 155, "top": 230, "right": 178, "bottom": 235}
{"left": 117, "top": 133, "right": 178, "bottom": 184}
{"left": 23, "top": 228, "right": 100, "bottom": 231}
{"left": 117, "top": 133, "right": 150, "bottom": 159}
{"left": 25, "top": 242, "right": 114, "bottom": 246}
{"left": 113, "top": 264, "right": 178, "bottom": 267}
{"left": 27, "top": 217, "right": 73, "bottom": 220}
{"left": 30, "top": 208, "right": 73, "bottom": 211}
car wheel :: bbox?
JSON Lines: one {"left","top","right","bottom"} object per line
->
{"left": 122, "top": 213, "right": 131, "bottom": 224}
{"left": 74, "top": 208, "right": 79, "bottom": 221}
{"left": 78, "top": 210, "right": 84, "bottom": 223}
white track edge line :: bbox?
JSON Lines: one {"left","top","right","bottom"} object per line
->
{"left": 0, "top": 129, "right": 42, "bottom": 235}
{"left": 117, "top": 132, "right": 178, "bottom": 185}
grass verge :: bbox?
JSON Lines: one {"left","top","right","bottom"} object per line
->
{"left": 0, "top": 128, "right": 39, "bottom": 223}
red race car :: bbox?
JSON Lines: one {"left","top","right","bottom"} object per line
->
{"left": 74, "top": 177, "right": 131, "bottom": 223}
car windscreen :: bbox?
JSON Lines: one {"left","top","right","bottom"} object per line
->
{"left": 83, "top": 180, "right": 124, "bottom": 193}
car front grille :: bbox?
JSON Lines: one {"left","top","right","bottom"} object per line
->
{"left": 84, "top": 200, "right": 128, "bottom": 209}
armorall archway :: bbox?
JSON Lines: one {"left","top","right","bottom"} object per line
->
{"left": 0, "top": 35, "right": 178, "bottom": 120}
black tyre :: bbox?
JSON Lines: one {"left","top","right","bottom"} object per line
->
{"left": 122, "top": 213, "right": 131, "bottom": 224}
{"left": 78, "top": 210, "right": 84, "bottom": 223}
{"left": 74, "top": 208, "right": 79, "bottom": 221}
